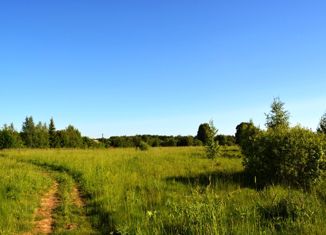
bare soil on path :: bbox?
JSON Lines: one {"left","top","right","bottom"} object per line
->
{"left": 33, "top": 181, "right": 59, "bottom": 234}
{"left": 72, "top": 185, "right": 85, "bottom": 208}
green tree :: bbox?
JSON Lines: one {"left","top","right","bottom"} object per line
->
{"left": 265, "top": 97, "right": 290, "bottom": 130}
{"left": 196, "top": 123, "right": 211, "bottom": 145}
{"left": 61, "top": 125, "right": 83, "bottom": 148}
{"left": 243, "top": 126, "right": 324, "bottom": 188}
{"left": 21, "top": 116, "right": 36, "bottom": 147}
{"left": 34, "top": 122, "right": 49, "bottom": 148}
{"left": 206, "top": 120, "right": 219, "bottom": 159}
{"left": 317, "top": 112, "right": 326, "bottom": 134}
{"left": 0, "top": 124, "right": 23, "bottom": 149}
{"left": 235, "top": 121, "right": 260, "bottom": 150}
{"left": 49, "top": 118, "right": 60, "bottom": 148}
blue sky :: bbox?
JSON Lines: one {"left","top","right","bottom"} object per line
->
{"left": 0, "top": 1, "right": 325, "bottom": 137}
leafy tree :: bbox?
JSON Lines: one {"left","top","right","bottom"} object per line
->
{"left": 21, "top": 117, "right": 49, "bottom": 148}
{"left": 0, "top": 124, "right": 23, "bottom": 149}
{"left": 196, "top": 123, "right": 211, "bottom": 145}
{"left": 235, "top": 121, "right": 260, "bottom": 152}
{"left": 21, "top": 116, "right": 36, "bottom": 147}
{"left": 243, "top": 126, "right": 324, "bottom": 188}
{"left": 60, "top": 125, "right": 83, "bottom": 148}
{"left": 34, "top": 122, "right": 49, "bottom": 148}
{"left": 265, "top": 97, "right": 290, "bottom": 129}
{"left": 317, "top": 112, "right": 326, "bottom": 134}
{"left": 206, "top": 120, "right": 219, "bottom": 159}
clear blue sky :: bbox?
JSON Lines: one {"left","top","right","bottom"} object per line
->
{"left": 1, "top": 1, "right": 325, "bottom": 137}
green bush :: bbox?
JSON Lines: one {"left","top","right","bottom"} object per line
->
{"left": 243, "top": 126, "right": 325, "bottom": 188}
{"left": 138, "top": 141, "right": 150, "bottom": 151}
{"left": 206, "top": 121, "right": 220, "bottom": 159}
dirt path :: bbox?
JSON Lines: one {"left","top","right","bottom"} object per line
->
{"left": 33, "top": 181, "right": 59, "bottom": 234}
{"left": 72, "top": 185, "right": 85, "bottom": 208}
{"left": 63, "top": 185, "right": 87, "bottom": 231}
{"left": 17, "top": 161, "right": 97, "bottom": 234}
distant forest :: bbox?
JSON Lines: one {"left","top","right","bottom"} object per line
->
{"left": 0, "top": 116, "right": 236, "bottom": 149}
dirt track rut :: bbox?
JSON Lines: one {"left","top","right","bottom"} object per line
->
{"left": 33, "top": 181, "right": 59, "bottom": 234}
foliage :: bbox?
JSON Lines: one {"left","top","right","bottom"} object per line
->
{"left": 265, "top": 97, "right": 290, "bottom": 130}
{"left": 34, "top": 122, "right": 49, "bottom": 148}
{"left": 48, "top": 118, "right": 60, "bottom": 148}
{"left": 235, "top": 121, "right": 260, "bottom": 152}
{"left": 206, "top": 120, "right": 220, "bottom": 159}
{"left": 137, "top": 141, "right": 150, "bottom": 151}
{"left": 196, "top": 123, "right": 211, "bottom": 145}
{"left": 82, "top": 137, "right": 104, "bottom": 148}
{"left": 59, "top": 125, "right": 83, "bottom": 148}
{"left": 216, "top": 134, "right": 236, "bottom": 146}
{"left": 317, "top": 112, "right": 326, "bottom": 134}
{"left": 243, "top": 126, "right": 325, "bottom": 188}
{"left": 21, "top": 116, "right": 36, "bottom": 147}
{"left": 176, "top": 135, "right": 194, "bottom": 147}
{"left": 107, "top": 135, "right": 204, "bottom": 148}
{"left": 21, "top": 117, "right": 49, "bottom": 148}
{"left": 0, "top": 124, "right": 23, "bottom": 149}
{"left": 161, "top": 137, "right": 177, "bottom": 147}
{"left": 0, "top": 116, "right": 234, "bottom": 149}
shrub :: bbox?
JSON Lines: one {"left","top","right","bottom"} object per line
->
{"left": 243, "top": 126, "right": 325, "bottom": 188}
{"left": 0, "top": 124, "right": 23, "bottom": 149}
{"left": 138, "top": 141, "right": 150, "bottom": 151}
{"left": 206, "top": 121, "right": 220, "bottom": 159}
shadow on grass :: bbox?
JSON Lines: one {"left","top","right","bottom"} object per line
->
{"left": 22, "top": 159, "right": 121, "bottom": 235}
{"left": 163, "top": 223, "right": 191, "bottom": 235}
{"left": 166, "top": 170, "right": 262, "bottom": 190}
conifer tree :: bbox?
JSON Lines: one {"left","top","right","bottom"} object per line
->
{"left": 265, "top": 97, "right": 290, "bottom": 130}
{"left": 49, "top": 118, "right": 59, "bottom": 148}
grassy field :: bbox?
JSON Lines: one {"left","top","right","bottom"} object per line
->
{"left": 1, "top": 147, "right": 326, "bottom": 234}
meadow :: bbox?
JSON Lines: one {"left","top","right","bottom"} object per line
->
{"left": 1, "top": 147, "right": 326, "bottom": 234}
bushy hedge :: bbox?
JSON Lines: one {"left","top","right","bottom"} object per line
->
{"left": 242, "top": 126, "right": 325, "bottom": 188}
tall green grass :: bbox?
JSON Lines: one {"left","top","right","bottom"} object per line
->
{"left": 1, "top": 147, "right": 326, "bottom": 234}
{"left": 0, "top": 156, "right": 52, "bottom": 234}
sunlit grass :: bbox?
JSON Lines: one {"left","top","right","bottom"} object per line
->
{"left": 0, "top": 156, "right": 52, "bottom": 234}
{"left": 1, "top": 147, "right": 326, "bottom": 234}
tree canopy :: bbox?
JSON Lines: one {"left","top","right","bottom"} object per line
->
{"left": 317, "top": 112, "right": 326, "bottom": 134}
{"left": 196, "top": 123, "right": 211, "bottom": 145}
{"left": 265, "top": 97, "right": 290, "bottom": 130}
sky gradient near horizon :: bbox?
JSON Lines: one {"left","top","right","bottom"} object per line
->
{"left": 1, "top": 1, "right": 326, "bottom": 137}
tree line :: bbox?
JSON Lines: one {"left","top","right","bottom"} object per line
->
{"left": 0, "top": 117, "right": 102, "bottom": 149}
{"left": 100, "top": 133, "right": 235, "bottom": 148}
{"left": 1, "top": 106, "right": 325, "bottom": 151}
{"left": 0, "top": 116, "right": 236, "bottom": 149}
